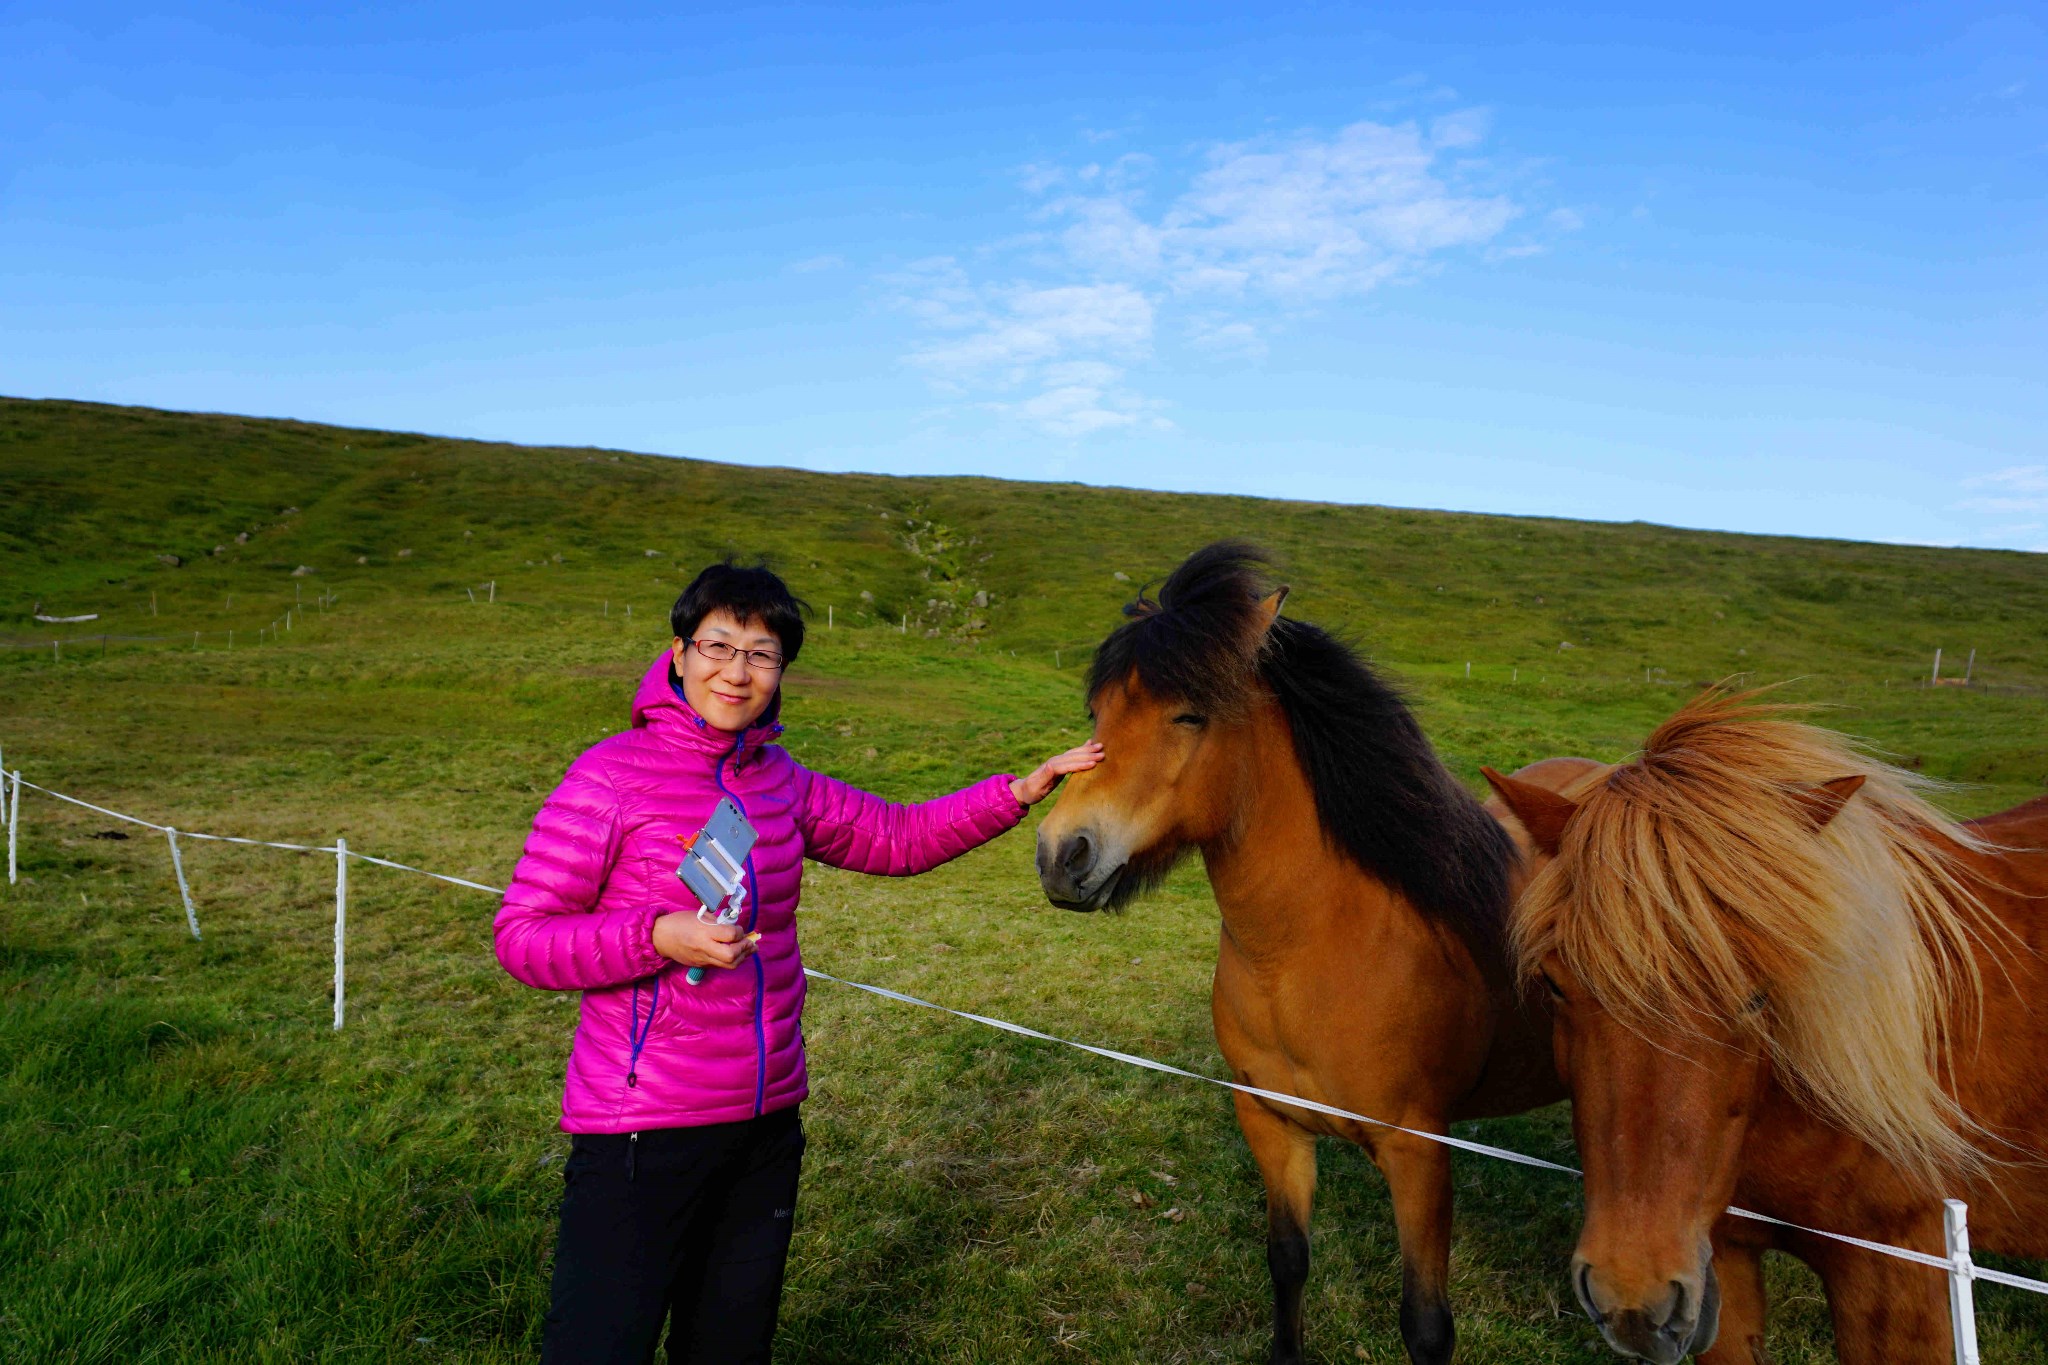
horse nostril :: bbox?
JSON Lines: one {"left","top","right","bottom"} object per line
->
{"left": 1062, "top": 832, "right": 1094, "bottom": 877}
{"left": 1573, "top": 1260, "right": 1602, "bottom": 1323}
{"left": 1658, "top": 1279, "right": 1688, "bottom": 1330}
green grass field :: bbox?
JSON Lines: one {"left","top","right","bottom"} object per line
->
{"left": 3, "top": 396, "right": 2046, "bottom": 1362}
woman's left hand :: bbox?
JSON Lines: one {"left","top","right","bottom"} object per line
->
{"left": 1011, "top": 740, "right": 1105, "bottom": 807}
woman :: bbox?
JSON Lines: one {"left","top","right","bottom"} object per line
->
{"left": 494, "top": 560, "right": 1100, "bottom": 1364}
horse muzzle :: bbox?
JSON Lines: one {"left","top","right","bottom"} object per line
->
{"left": 1036, "top": 827, "right": 1124, "bottom": 911}
{"left": 1573, "top": 1254, "right": 1720, "bottom": 1365}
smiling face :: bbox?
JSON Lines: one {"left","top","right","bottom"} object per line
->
{"left": 1034, "top": 672, "right": 1243, "bottom": 911}
{"left": 673, "top": 607, "right": 784, "bottom": 733}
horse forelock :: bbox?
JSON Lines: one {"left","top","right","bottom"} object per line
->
{"left": 1087, "top": 540, "right": 1275, "bottom": 719}
{"left": 1512, "top": 687, "right": 2000, "bottom": 1186}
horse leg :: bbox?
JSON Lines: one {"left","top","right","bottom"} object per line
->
{"left": 1234, "top": 1092, "right": 1319, "bottom": 1365}
{"left": 1808, "top": 1234, "right": 1951, "bottom": 1365}
{"left": 1696, "top": 1233, "right": 1772, "bottom": 1365}
{"left": 1374, "top": 1131, "right": 1457, "bottom": 1365}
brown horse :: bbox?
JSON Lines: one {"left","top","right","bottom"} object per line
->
{"left": 1035, "top": 542, "right": 1563, "bottom": 1365}
{"left": 1485, "top": 690, "right": 2048, "bottom": 1364}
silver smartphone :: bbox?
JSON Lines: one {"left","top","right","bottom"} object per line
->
{"left": 676, "top": 797, "right": 756, "bottom": 916}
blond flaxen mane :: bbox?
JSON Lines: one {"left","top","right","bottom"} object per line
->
{"left": 1512, "top": 688, "right": 1999, "bottom": 1186}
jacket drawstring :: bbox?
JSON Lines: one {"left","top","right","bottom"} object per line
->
{"left": 626, "top": 977, "right": 658, "bottom": 1087}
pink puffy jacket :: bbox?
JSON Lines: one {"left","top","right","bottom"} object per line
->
{"left": 495, "top": 652, "right": 1026, "bottom": 1132}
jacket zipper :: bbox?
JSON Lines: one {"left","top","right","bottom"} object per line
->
{"left": 628, "top": 1131, "right": 638, "bottom": 1182}
{"left": 713, "top": 737, "right": 769, "bottom": 1119}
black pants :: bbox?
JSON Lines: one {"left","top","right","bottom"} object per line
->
{"left": 541, "top": 1108, "right": 805, "bottom": 1365}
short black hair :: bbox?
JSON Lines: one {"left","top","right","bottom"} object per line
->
{"left": 670, "top": 560, "right": 809, "bottom": 664}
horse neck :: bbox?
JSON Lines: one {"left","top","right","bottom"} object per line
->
{"left": 1198, "top": 701, "right": 1427, "bottom": 962}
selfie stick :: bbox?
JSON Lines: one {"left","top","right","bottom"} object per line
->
{"left": 684, "top": 833, "right": 749, "bottom": 986}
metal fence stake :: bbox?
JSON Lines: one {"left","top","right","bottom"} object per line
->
{"left": 6, "top": 768, "right": 18, "bottom": 885}
{"left": 1946, "top": 1198, "right": 1981, "bottom": 1365}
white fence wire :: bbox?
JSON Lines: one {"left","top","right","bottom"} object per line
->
{"left": 1, "top": 756, "right": 2043, "bottom": 1359}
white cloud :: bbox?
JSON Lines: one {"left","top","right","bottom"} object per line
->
{"left": 1053, "top": 119, "right": 1518, "bottom": 301}
{"left": 1957, "top": 496, "right": 2048, "bottom": 514}
{"left": 1185, "top": 316, "right": 1269, "bottom": 361}
{"left": 1954, "top": 466, "right": 2048, "bottom": 516}
{"left": 899, "top": 112, "right": 1542, "bottom": 437}
{"left": 993, "top": 374, "right": 1171, "bottom": 439}
{"left": 907, "top": 280, "right": 1154, "bottom": 386}
{"left": 788, "top": 254, "right": 846, "bottom": 273}
{"left": 1965, "top": 464, "right": 2048, "bottom": 493}
{"left": 1427, "top": 108, "right": 1491, "bottom": 150}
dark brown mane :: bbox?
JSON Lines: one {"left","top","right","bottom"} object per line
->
{"left": 1088, "top": 541, "right": 1516, "bottom": 942}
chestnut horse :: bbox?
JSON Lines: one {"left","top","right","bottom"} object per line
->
{"left": 1036, "top": 543, "right": 1563, "bottom": 1365}
{"left": 1485, "top": 691, "right": 2048, "bottom": 1364}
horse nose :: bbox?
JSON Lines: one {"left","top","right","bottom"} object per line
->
{"left": 1036, "top": 828, "right": 1097, "bottom": 904}
{"left": 1573, "top": 1258, "right": 1701, "bottom": 1365}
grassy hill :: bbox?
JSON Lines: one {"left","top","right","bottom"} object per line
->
{"left": 3, "top": 396, "right": 2045, "bottom": 1362}
{"left": 10, "top": 394, "right": 2048, "bottom": 687}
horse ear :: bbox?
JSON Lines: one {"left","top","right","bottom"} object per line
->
{"left": 1480, "top": 766, "right": 1580, "bottom": 855}
{"left": 1256, "top": 586, "right": 1290, "bottom": 630}
{"left": 1794, "top": 774, "right": 1866, "bottom": 830}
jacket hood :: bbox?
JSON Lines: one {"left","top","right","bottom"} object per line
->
{"left": 629, "top": 650, "right": 784, "bottom": 755}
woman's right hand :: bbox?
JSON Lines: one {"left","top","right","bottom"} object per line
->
{"left": 652, "top": 911, "right": 759, "bottom": 970}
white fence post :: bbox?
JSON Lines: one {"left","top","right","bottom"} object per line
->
{"left": 165, "top": 827, "right": 201, "bottom": 940}
{"left": 7, "top": 767, "right": 18, "bottom": 885}
{"left": 1945, "top": 1198, "right": 1981, "bottom": 1365}
{"left": 333, "top": 837, "right": 348, "bottom": 1031}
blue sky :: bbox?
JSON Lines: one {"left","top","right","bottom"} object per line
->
{"left": 3, "top": 3, "right": 2045, "bottom": 549}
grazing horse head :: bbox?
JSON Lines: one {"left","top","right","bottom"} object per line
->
{"left": 1036, "top": 540, "right": 1511, "bottom": 938}
{"left": 1486, "top": 690, "right": 1994, "bottom": 1363}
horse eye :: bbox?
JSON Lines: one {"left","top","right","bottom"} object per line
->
{"left": 1541, "top": 973, "right": 1566, "bottom": 1000}
{"left": 1172, "top": 712, "right": 1206, "bottom": 728}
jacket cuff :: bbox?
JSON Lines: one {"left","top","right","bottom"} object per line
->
{"left": 628, "top": 904, "right": 670, "bottom": 976}
{"left": 988, "top": 774, "right": 1029, "bottom": 823}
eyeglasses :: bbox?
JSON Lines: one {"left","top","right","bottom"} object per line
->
{"left": 685, "top": 638, "right": 786, "bottom": 672}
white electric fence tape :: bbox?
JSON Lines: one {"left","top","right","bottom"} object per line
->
{"left": 3, "top": 766, "right": 2045, "bottom": 1334}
